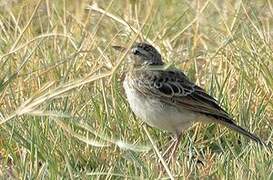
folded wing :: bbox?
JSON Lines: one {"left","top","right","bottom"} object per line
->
{"left": 131, "top": 68, "right": 263, "bottom": 144}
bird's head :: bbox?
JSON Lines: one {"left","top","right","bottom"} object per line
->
{"left": 113, "top": 42, "right": 164, "bottom": 67}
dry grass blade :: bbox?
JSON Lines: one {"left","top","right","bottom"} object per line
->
{"left": 170, "top": 0, "right": 210, "bottom": 43}
{"left": 54, "top": 118, "right": 110, "bottom": 148}
{"left": 86, "top": 4, "right": 153, "bottom": 45}
{"left": 9, "top": 0, "right": 43, "bottom": 52}
{"left": 143, "top": 125, "right": 174, "bottom": 180}
{"left": 76, "top": 121, "right": 151, "bottom": 152}
{"left": 0, "top": 33, "right": 77, "bottom": 60}
{"left": 0, "top": 72, "right": 111, "bottom": 125}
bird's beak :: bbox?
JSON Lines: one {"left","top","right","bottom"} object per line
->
{"left": 112, "top": 45, "right": 127, "bottom": 52}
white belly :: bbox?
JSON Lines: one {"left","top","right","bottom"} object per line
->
{"left": 123, "top": 79, "right": 198, "bottom": 134}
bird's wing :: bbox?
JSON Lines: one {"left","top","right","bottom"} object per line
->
{"left": 131, "top": 68, "right": 265, "bottom": 144}
{"left": 132, "top": 68, "right": 233, "bottom": 122}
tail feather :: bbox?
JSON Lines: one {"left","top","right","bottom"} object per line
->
{"left": 225, "top": 122, "right": 263, "bottom": 145}
{"left": 212, "top": 118, "right": 265, "bottom": 145}
{"left": 226, "top": 122, "right": 273, "bottom": 150}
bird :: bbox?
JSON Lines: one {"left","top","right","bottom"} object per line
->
{"left": 113, "top": 42, "right": 264, "bottom": 160}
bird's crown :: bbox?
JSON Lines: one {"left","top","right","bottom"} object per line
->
{"left": 129, "top": 42, "right": 163, "bottom": 66}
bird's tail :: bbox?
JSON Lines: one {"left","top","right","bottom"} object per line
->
{"left": 213, "top": 118, "right": 266, "bottom": 146}
{"left": 224, "top": 121, "right": 263, "bottom": 144}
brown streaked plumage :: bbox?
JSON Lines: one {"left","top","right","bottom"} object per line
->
{"left": 113, "top": 42, "right": 265, "bottom": 161}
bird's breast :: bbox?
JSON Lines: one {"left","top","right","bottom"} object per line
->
{"left": 123, "top": 76, "right": 197, "bottom": 134}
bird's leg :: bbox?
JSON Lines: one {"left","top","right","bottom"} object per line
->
{"left": 166, "top": 132, "right": 182, "bottom": 165}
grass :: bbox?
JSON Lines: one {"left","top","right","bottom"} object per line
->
{"left": 0, "top": 0, "right": 273, "bottom": 179}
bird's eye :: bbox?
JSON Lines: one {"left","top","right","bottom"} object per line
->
{"left": 132, "top": 48, "right": 141, "bottom": 55}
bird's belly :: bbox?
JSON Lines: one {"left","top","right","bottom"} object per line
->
{"left": 124, "top": 81, "right": 197, "bottom": 133}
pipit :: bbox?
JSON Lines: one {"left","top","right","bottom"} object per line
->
{"left": 113, "top": 42, "right": 264, "bottom": 160}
